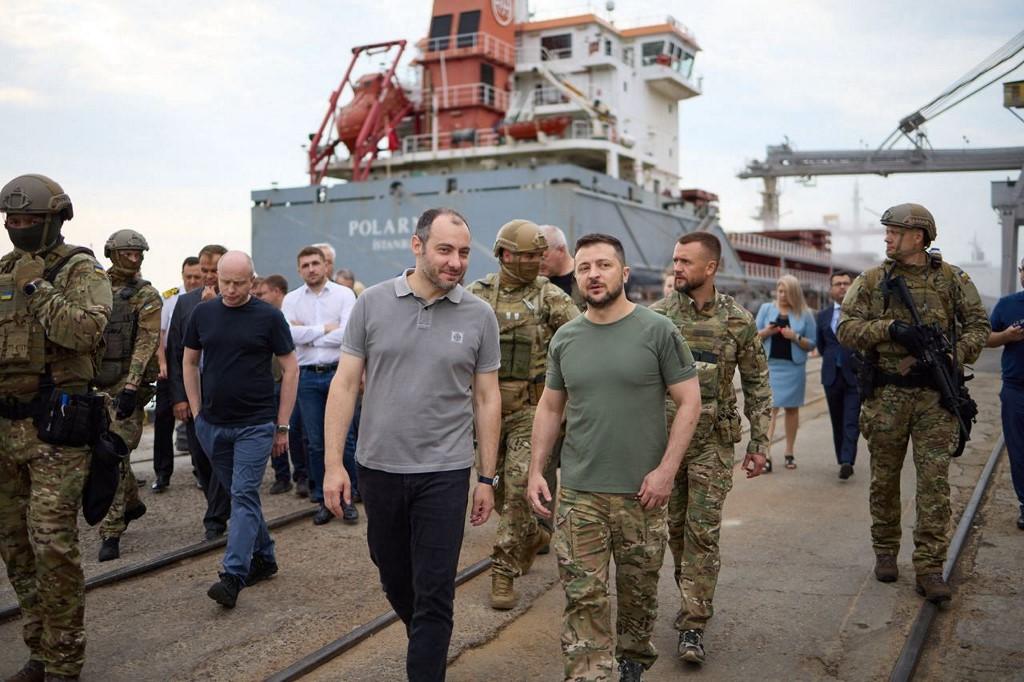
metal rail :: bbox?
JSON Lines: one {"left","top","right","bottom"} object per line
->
{"left": 888, "top": 436, "right": 1006, "bottom": 682}
{"left": 0, "top": 506, "right": 317, "bottom": 622}
{"left": 264, "top": 558, "right": 492, "bottom": 682}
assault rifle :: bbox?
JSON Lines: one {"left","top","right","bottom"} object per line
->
{"left": 884, "top": 274, "right": 977, "bottom": 457}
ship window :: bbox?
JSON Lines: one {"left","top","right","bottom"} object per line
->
{"left": 541, "top": 33, "right": 572, "bottom": 60}
{"left": 641, "top": 41, "right": 665, "bottom": 66}
{"left": 480, "top": 63, "right": 495, "bottom": 106}
{"left": 457, "top": 10, "right": 480, "bottom": 48}
{"left": 604, "top": 39, "right": 612, "bottom": 55}
{"left": 622, "top": 46, "right": 634, "bottom": 66}
{"left": 429, "top": 14, "right": 453, "bottom": 51}
{"left": 678, "top": 52, "right": 695, "bottom": 77}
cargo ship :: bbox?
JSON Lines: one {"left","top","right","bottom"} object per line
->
{"left": 251, "top": 0, "right": 841, "bottom": 305}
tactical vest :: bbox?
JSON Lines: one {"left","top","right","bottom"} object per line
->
{"left": 473, "top": 274, "right": 553, "bottom": 413}
{"left": 859, "top": 257, "right": 960, "bottom": 371}
{"left": 93, "top": 281, "right": 148, "bottom": 388}
{"left": 0, "top": 244, "right": 101, "bottom": 393}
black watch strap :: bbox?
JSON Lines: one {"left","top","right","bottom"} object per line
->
{"left": 477, "top": 474, "right": 499, "bottom": 486}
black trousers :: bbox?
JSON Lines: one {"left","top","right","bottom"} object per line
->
{"left": 359, "top": 465, "right": 469, "bottom": 682}
{"left": 186, "top": 417, "right": 231, "bottom": 534}
{"left": 152, "top": 379, "right": 175, "bottom": 479}
{"left": 825, "top": 372, "right": 861, "bottom": 466}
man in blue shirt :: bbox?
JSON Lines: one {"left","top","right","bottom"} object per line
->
{"left": 986, "top": 257, "right": 1024, "bottom": 530}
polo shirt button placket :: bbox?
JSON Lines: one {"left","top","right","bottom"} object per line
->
{"left": 417, "top": 305, "right": 433, "bottom": 330}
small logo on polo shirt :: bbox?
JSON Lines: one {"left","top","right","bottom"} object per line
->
{"left": 451, "top": 331, "right": 464, "bottom": 343}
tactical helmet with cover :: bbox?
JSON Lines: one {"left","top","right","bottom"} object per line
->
{"left": 880, "top": 203, "right": 936, "bottom": 242}
{"left": 1, "top": 174, "right": 74, "bottom": 253}
{"left": 493, "top": 219, "right": 547, "bottom": 257}
{"left": 104, "top": 228, "right": 149, "bottom": 276}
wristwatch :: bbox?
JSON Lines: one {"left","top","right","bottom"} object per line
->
{"left": 22, "top": 278, "right": 43, "bottom": 296}
{"left": 276, "top": 424, "right": 291, "bottom": 434}
{"left": 477, "top": 474, "right": 500, "bottom": 487}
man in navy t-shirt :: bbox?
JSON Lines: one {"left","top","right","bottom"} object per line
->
{"left": 184, "top": 251, "right": 298, "bottom": 607}
{"left": 986, "top": 256, "right": 1024, "bottom": 530}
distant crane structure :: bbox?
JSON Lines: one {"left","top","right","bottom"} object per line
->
{"left": 739, "top": 29, "right": 1024, "bottom": 294}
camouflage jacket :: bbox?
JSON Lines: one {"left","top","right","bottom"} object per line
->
{"left": 837, "top": 256, "right": 990, "bottom": 373}
{"left": 467, "top": 273, "right": 579, "bottom": 412}
{"left": 108, "top": 273, "right": 162, "bottom": 390}
{"left": 650, "top": 288, "right": 772, "bottom": 453}
{"left": 0, "top": 243, "right": 112, "bottom": 394}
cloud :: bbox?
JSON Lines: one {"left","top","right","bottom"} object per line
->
{"left": 0, "top": 86, "right": 46, "bottom": 106}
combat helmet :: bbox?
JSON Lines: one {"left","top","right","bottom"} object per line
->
{"left": 1, "top": 174, "right": 73, "bottom": 252}
{"left": 104, "top": 229, "right": 150, "bottom": 259}
{"left": 493, "top": 219, "right": 547, "bottom": 257}
{"left": 880, "top": 203, "right": 936, "bottom": 242}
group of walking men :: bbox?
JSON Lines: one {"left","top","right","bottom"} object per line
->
{"left": 0, "top": 168, "right": 997, "bottom": 682}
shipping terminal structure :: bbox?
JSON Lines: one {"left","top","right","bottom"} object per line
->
{"left": 251, "top": 0, "right": 844, "bottom": 303}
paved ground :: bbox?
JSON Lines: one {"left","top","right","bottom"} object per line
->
{"left": 0, "top": 352, "right": 1017, "bottom": 681}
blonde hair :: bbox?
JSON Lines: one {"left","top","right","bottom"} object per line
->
{"left": 776, "top": 274, "right": 807, "bottom": 316}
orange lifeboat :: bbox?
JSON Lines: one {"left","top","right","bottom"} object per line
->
{"left": 336, "top": 74, "right": 411, "bottom": 154}
{"left": 500, "top": 116, "right": 571, "bottom": 141}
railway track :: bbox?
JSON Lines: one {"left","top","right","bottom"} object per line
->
{"left": 0, "top": 505, "right": 317, "bottom": 622}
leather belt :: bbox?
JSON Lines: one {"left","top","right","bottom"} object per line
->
{"left": 301, "top": 363, "right": 338, "bottom": 373}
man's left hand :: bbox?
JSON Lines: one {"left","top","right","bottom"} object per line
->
{"left": 742, "top": 452, "right": 767, "bottom": 478}
{"left": 114, "top": 388, "right": 138, "bottom": 420}
{"left": 272, "top": 431, "right": 288, "bottom": 457}
{"left": 470, "top": 484, "right": 494, "bottom": 526}
{"left": 637, "top": 465, "right": 673, "bottom": 510}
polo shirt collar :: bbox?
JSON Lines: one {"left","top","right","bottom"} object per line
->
{"left": 394, "top": 269, "right": 464, "bottom": 303}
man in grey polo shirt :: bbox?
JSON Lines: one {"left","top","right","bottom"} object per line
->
{"left": 323, "top": 207, "right": 502, "bottom": 682}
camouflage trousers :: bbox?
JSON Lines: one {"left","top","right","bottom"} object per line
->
{"left": 861, "top": 386, "right": 957, "bottom": 575}
{"left": 0, "top": 417, "right": 88, "bottom": 677}
{"left": 99, "top": 397, "right": 145, "bottom": 540}
{"left": 554, "top": 487, "right": 668, "bottom": 681}
{"left": 492, "top": 408, "right": 546, "bottom": 578}
{"left": 668, "top": 436, "right": 734, "bottom": 631}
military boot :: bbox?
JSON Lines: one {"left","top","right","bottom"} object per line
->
{"left": 124, "top": 502, "right": 147, "bottom": 527}
{"left": 915, "top": 573, "right": 952, "bottom": 604}
{"left": 617, "top": 659, "right": 645, "bottom": 681}
{"left": 678, "top": 629, "right": 705, "bottom": 665}
{"left": 5, "top": 659, "right": 44, "bottom": 682}
{"left": 873, "top": 554, "right": 898, "bottom": 582}
{"left": 522, "top": 527, "right": 552, "bottom": 575}
{"left": 98, "top": 537, "right": 120, "bottom": 562}
{"left": 490, "top": 574, "right": 518, "bottom": 610}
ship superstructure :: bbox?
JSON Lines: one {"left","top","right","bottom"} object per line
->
{"left": 253, "top": 0, "right": 840, "bottom": 304}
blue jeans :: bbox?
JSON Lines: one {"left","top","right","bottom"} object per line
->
{"left": 359, "top": 465, "right": 469, "bottom": 682}
{"left": 298, "top": 367, "right": 358, "bottom": 502}
{"left": 1001, "top": 382, "right": 1024, "bottom": 508}
{"left": 194, "top": 416, "right": 276, "bottom": 580}
{"left": 272, "top": 384, "right": 309, "bottom": 483}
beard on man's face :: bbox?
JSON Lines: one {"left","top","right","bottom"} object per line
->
{"left": 675, "top": 272, "right": 705, "bottom": 295}
{"left": 422, "top": 258, "right": 462, "bottom": 291}
{"left": 583, "top": 279, "right": 624, "bottom": 308}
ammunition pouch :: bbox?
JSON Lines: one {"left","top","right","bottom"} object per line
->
{"left": 35, "top": 390, "right": 108, "bottom": 447}
{"left": 498, "top": 330, "right": 534, "bottom": 382}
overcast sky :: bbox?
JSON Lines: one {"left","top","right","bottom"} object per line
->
{"left": 2, "top": 0, "right": 1022, "bottom": 294}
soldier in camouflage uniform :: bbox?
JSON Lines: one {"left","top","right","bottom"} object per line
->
{"left": 0, "top": 174, "right": 113, "bottom": 682}
{"left": 649, "top": 231, "right": 772, "bottom": 665}
{"left": 467, "top": 220, "right": 579, "bottom": 610}
{"left": 95, "top": 229, "right": 162, "bottom": 562}
{"left": 838, "top": 203, "right": 989, "bottom": 603}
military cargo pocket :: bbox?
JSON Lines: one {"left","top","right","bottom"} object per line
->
{"left": 565, "top": 507, "right": 608, "bottom": 561}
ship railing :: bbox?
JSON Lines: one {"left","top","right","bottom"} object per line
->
{"left": 517, "top": 45, "right": 573, "bottom": 63}
{"left": 531, "top": 85, "right": 571, "bottom": 106}
{"left": 742, "top": 262, "right": 832, "bottom": 291}
{"left": 417, "top": 83, "right": 509, "bottom": 111}
{"left": 728, "top": 232, "right": 832, "bottom": 264}
{"left": 399, "top": 118, "right": 607, "bottom": 155}
{"left": 422, "top": 32, "right": 516, "bottom": 65}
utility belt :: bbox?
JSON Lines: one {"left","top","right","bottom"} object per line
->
{"left": 0, "top": 382, "right": 108, "bottom": 448}
{"left": 875, "top": 370, "right": 937, "bottom": 391}
{"left": 691, "top": 350, "right": 718, "bottom": 364}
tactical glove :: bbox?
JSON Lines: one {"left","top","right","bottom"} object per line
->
{"left": 14, "top": 254, "right": 45, "bottom": 289}
{"left": 889, "top": 320, "right": 928, "bottom": 353}
{"left": 114, "top": 388, "right": 138, "bottom": 420}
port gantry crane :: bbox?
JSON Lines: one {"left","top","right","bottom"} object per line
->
{"left": 739, "top": 30, "right": 1024, "bottom": 294}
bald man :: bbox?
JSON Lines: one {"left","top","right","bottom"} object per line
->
{"left": 184, "top": 251, "right": 299, "bottom": 608}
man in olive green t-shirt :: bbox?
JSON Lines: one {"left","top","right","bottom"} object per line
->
{"left": 527, "top": 234, "right": 701, "bottom": 682}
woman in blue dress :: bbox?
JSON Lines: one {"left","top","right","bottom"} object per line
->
{"left": 756, "top": 275, "right": 817, "bottom": 471}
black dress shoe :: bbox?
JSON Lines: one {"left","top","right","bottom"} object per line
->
{"left": 342, "top": 502, "right": 359, "bottom": 524}
{"left": 839, "top": 463, "right": 854, "bottom": 480}
{"left": 207, "top": 573, "right": 243, "bottom": 608}
{"left": 151, "top": 476, "right": 170, "bottom": 493}
{"left": 294, "top": 479, "right": 310, "bottom": 498}
{"left": 204, "top": 527, "right": 225, "bottom": 542}
{"left": 269, "top": 479, "right": 292, "bottom": 495}
{"left": 313, "top": 505, "right": 334, "bottom": 525}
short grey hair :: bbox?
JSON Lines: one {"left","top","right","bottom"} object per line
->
{"left": 415, "top": 207, "right": 469, "bottom": 244}
{"left": 336, "top": 268, "right": 355, "bottom": 281}
{"left": 311, "top": 242, "right": 336, "bottom": 263}
{"left": 539, "top": 224, "right": 567, "bottom": 250}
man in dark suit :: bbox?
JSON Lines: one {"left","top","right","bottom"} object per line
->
{"left": 816, "top": 271, "right": 861, "bottom": 480}
{"left": 167, "top": 244, "right": 231, "bottom": 539}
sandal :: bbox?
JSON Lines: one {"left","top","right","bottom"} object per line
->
{"left": 785, "top": 455, "right": 797, "bottom": 470}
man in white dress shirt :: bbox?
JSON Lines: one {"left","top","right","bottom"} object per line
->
{"left": 282, "top": 245, "right": 357, "bottom": 524}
